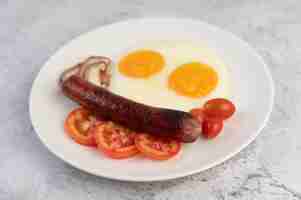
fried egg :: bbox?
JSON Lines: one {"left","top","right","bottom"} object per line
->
{"left": 89, "top": 40, "right": 230, "bottom": 112}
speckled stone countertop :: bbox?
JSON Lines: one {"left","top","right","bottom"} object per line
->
{"left": 1, "top": 0, "right": 301, "bottom": 199}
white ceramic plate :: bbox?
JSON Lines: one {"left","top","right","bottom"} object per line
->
{"left": 30, "top": 18, "right": 274, "bottom": 182}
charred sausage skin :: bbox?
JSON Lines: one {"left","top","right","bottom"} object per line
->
{"left": 61, "top": 75, "right": 201, "bottom": 142}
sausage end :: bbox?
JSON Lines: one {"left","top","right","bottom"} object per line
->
{"left": 178, "top": 117, "right": 202, "bottom": 143}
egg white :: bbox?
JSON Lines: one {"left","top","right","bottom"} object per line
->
{"left": 89, "top": 40, "right": 230, "bottom": 112}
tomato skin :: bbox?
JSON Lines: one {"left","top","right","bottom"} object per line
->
{"left": 64, "top": 107, "right": 98, "bottom": 147}
{"left": 203, "top": 98, "right": 236, "bottom": 120}
{"left": 202, "top": 118, "right": 223, "bottom": 139}
{"left": 190, "top": 108, "right": 205, "bottom": 124}
{"left": 92, "top": 122, "right": 139, "bottom": 159}
{"left": 97, "top": 142, "right": 138, "bottom": 159}
{"left": 135, "top": 134, "right": 181, "bottom": 160}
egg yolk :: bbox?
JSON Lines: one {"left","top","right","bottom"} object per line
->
{"left": 168, "top": 62, "right": 218, "bottom": 98}
{"left": 118, "top": 50, "right": 165, "bottom": 78}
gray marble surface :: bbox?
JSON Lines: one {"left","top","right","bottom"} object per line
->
{"left": 1, "top": 0, "right": 301, "bottom": 199}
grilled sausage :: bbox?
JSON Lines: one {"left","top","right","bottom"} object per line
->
{"left": 61, "top": 75, "right": 201, "bottom": 142}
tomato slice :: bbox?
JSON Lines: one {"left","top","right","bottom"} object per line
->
{"left": 64, "top": 107, "right": 99, "bottom": 147}
{"left": 135, "top": 134, "right": 181, "bottom": 160}
{"left": 92, "top": 122, "right": 139, "bottom": 159}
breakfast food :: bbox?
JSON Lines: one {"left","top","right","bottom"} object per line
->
{"left": 64, "top": 107, "right": 98, "bottom": 146}
{"left": 135, "top": 133, "right": 181, "bottom": 160}
{"left": 201, "top": 118, "right": 224, "bottom": 139}
{"left": 59, "top": 56, "right": 111, "bottom": 87}
{"left": 96, "top": 41, "right": 229, "bottom": 112}
{"left": 92, "top": 122, "right": 139, "bottom": 159}
{"left": 60, "top": 41, "right": 236, "bottom": 160}
{"left": 61, "top": 75, "right": 201, "bottom": 143}
{"left": 189, "top": 98, "right": 236, "bottom": 139}
{"left": 203, "top": 98, "right": 236, "bottom": 120}
{"left": 64, "top": 107, "right": 182, "bottom": 160}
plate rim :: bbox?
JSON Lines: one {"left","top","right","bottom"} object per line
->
{"left": 29, "top": 17, "right": 275, "bottom": 182}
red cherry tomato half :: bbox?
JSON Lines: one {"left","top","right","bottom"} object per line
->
{"left": 135, "top": 134, "right": 181, "bottom": 160}
{"left": 92, "top": 122, "right": 139, "bottom": 159}
{"left": 64, "top": 107, "right": 99, "bottom": 147}
{"left": 202, "top": 118, "right": 223, "bottom": 139}
{"left": 203, "top": 98, "right": 236, "bottom": 120}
